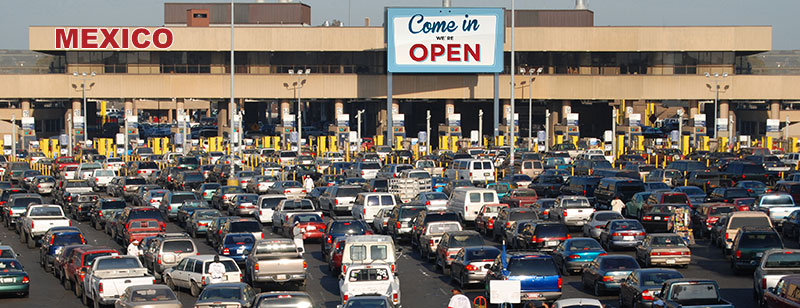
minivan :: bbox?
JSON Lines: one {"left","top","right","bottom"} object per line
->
{"left": 351, "top": 193, "right": 399, "bottom": 223}
{"left": 446, "top": 187, "right": 499, "bottom": 224}
{"left": 447, "top": 159, "right": 496, "bottom": 184}
{"left": 340, "top": 235, "right": 400, "bottom": 274}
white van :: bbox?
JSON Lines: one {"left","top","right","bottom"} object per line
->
{"left": 447, "top": 159, "right": 495, "bottom": 184}
{"left": 446, "top": 187, "right": 499, "bottom": 223}
{"left": 341, "top": 235, "right": 400, "bottom": 274}
{"left": 351, "top": 192, "right": 398, "bottom": 223}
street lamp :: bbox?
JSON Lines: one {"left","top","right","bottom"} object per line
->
{"left": 287, "top": 68, "right": 310, "bottom": 156}
{"left": 73, "top": 71, "right": 95, "bottom": 146}
{"left": 705, "top": 72, "right": 729, "bottom": 139}
{"left": 519, "top": 67, "right": 543, "bottom": 150}
{"left": 355, "top": 109, "right": 365, "bottom": 152}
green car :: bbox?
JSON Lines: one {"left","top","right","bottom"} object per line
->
{"left": 0, "top": 259, "right": 29, "bottom": 297}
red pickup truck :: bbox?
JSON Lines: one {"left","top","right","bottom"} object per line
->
{"left": 61, "top": 247, "right": 118, "bottom": 296}
{"left": 121, "top": 219, "right": 165, "bottom": 245}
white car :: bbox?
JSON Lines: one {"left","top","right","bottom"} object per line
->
{"left": 162, "top": 255, "right": 241, "bottom": 297}
{"left": 90, "top": 169, "right": 116, "bottom": 191}
{"left": 581, "top": 210, "right": 624, "bottom": 239}
{"left": 552, "top": 298, "right": 603, "bottom": 308}
{"left": 256, "top": 195, "right": 286, "bottom": 224}
{"left": 103, "top": 157, "right": 125, "bottom": 171}
{"left": 339, "top": 264, "right": 400, "bottom": 307}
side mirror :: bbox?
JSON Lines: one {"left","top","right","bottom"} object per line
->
{"left": 484, "top": 264, "right": 491, "bottom": 269}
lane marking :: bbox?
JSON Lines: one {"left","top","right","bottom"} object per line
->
{"left": 418, "top": 268, "right": 430, "bottom": 277}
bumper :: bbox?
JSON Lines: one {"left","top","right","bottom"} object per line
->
{"left": 465, "top": 272, "right": 489, "bottom": 284}
{"left": 302, "top": 231, "right": 324, "bottom": 240}
{"left": 194, "top": 225, "right": 209, "bottom": 233}
{"left": 0, "top": 284, "right": 29, "bottom": 293}
{"left": 254, "top": 273, "right": 306, "bottom": 283}
{"left": 96, "top": 294, "right": 121, "bottom": 305}
{"left": 588, "top": 228, "right": 602, "bottom": 238}
{"left": 733, "top": 259, "right": 760, "bottom": 269}
{"left": 609, "top": 240, "right": 641, "bottom": 248}
{"left": 641, "top": 221, "right": 669, "bottom": 232}
{"left": 599, "top": 281, "right": 623, "bottom": 292}
{"left": 37, "top": 188, "right": 53, "bottom": 194}
{"left": 649, "top": 256, "right": 691, "bottom": 266}
{"left": 564, "top": 260, "right": 591, "bottom": 271}
{"left": 520, "top": 291, "right": 561, "bottom": 302}
{"left": 563, "top": 219, "right": 588, "bottom": 227}
{"left": 232, "top": 209, "right": 257, "bottom": 216}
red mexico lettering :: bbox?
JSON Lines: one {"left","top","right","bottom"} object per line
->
{"left": 131, "top": 28, "right": 151, "bottom": 48}
{"left": 80, "top": 28, "right": 98, "bottom": 48}
{"left": 152, "top": 28, "right": 173, "bottom": 48}
{"left": 55, "top": 28, "right": 78, "bottom": 48}
{"left": 121, "top": 28, "right": 129, "bottom": 48}
{"left": 99, "top": 28, "right": 120, "bottom": 48}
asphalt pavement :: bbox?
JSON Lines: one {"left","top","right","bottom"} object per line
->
{"left": 0, "top": 195, "right": 781, "bottom": 308}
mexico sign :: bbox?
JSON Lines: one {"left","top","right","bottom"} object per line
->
{"left": 54, "top": 27, "right": 174, "bottom": 50}
{"left": 386, "top": 8, "right": 504, "bottom": 73}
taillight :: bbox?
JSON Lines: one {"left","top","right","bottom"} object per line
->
{"left": 21, "top": 276, "right": 29, "bottom": 284}
{"left": 335, "top": 199, "right": 339, "bottom": 205}
{"left": 762, "top": 278, "right": 768, "bottom": 290}
{"left": 641, "top": 289, "right": 654, "bottom": 301}
{"left": 735, "top": 250, "right": 741, "bottom": 258}
{"left": 222, "top": 248, "right": 230, "bottom": 255}
{"left": 327, "top": 235, "right": 332, "bottom": 244}
{"left": 642, "top": 216, "right": 652, "bottom": 221}
{"left": 568, "top": 255, "right": 580, "bottom": 259}
{"left": 558, "top": 277, "right": 562, "bottom": 289}
{"left": 254, "top": 263, "right": 259, "bottom": 271}
{"left": 602, "top": 276, "right": 614, "bottom": 282}
{"left": 98, "top": 282, "right": 104, "bottom": 293}
{"left": 30, "top": 221, "right": 34, "bottom": 229}
{"left": 396, "top": 222, "right": 401, "bottom": 229}
{"left": 563, "top": 211, "right": 568, "bottom": 217}
{"left": 303, "top": 261, "right": 307, "bottom": 269}
{"left": 150, "top": 199, "right": 156, "bottom": 203}
{"left": 393, "top": 293, "right": 398, "bottom": 302}
{"left": 531, "top": 236, "right": 538, "bottom": 243}
{"left": 725, "top": 233, "right": 729, "bottom": 240}
{"left": 429, "top": 239, "right": 434, "bottom": 245}
{"left": 284, "top": 190, "right": 291, "bottom": 194}
{"left": 425, "top": 201, "right": 431, "bottom": 206}
{"left": 343, "top": 294, "right": 349, "bottom": 302}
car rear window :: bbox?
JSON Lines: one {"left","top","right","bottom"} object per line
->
{"left": 162, "top": 240, "right": 195, "bottom": 253}
{"left": 640, "top": 271, "right": 684, "bottom": 286}
{"left": 400, "top": 207, "right": 425, "bottom": 218}
{"left": 739, "top": 233, "right": 782, "bottom": 249}
{"left": 708, "top": 207, "right": 734, "bottom": 215}
{"left": 425, "top": 213, "right": 460, "bottom": 223}
{"left": 567, "top": 239, "right": 603, "bottom": 251}
{"left": 230, "top": 221, "right": 261, "bottom": 233}
{"left": 129, "top": 220, "right": 159, "bottom": 230}
{"left": 729, "top": 216, "right": 771, "bottom": 229}
{"left": 448, "top": 234, "right": 484, "bottom": 248}
{"left": 534, "top": 224, "right": 569, "bottom": 237}
{"left": 330, "top": 222, "right": 367, "bottom": 234}
{"left": 281, "top": 199, "right": 314, "bottom": 210}
{"left": 466, "top": 249, "right": 500, "bottom": 261}
{"left": 509, "top": 211, "right": 538, "bottom": 221}
{"left": 600, "top": 257, "right": 638, "bottom": 270}
{"left": 761, "top": 195, "right": 795, "bottom": 206}
{"left": 507, "top": 258, "right": 558, "bottom": 276}
{"left": 562, "top": 198, "right": 591, "bottom": 208}
{"left": 595, "top": 212, "right": 623, "bottom": 221}
{"left": 30, "top": 206, "right": 62, "bottom": 216}
{"left": 171, "top": 194, "right": 198, "bottom": 204}
{"left": 337, "top": 187, "right": 362, "bottom": 197}
{"left": 260, "top": 197, "right": 285, "bottom": 209}
{"left": 131, "top": 288, "right": 177, "bottom": 302}
{"left": 126, "top": 178, "right": 147, "bottom": 185}
{"left": 95, "top": 257, "right": 140, "bottom": 270}
{"left": 663, "top": 194, "right": 690, "bottom": 204}
{"left": 138, "top": 162, "right": 158, "bottom": 169}
{"left": 66, "top": 181, "right": 90, "bottom": 188}
{"left": 611, "top": 220, "right": 644, "bottom": 230}
{"left": 764, "top": 252, "right": 800, "bottom": 268}
{"left": 225, "top": 234, "right": 256, "bottom": 245}
{"left": 651, "top": 236, "right": 687, "bottom": 246}
{"left": 100, "top": 200, "right": 126, "bottom": 210}
{"left": 129, "top": 210, "right": 164, "bottom": 222}
{"left": 53, "top": 233, "right": 84, "bottom": 245}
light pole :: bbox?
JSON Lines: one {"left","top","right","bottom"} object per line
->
{"left": 478, "top": 109, "right": 484, "bottom": 147}
{"left": 356, "top": 109, "right": 365, "bottom": 152}
{"left": 426, "top": 110, "right": 431, "bottom": 155}
{"left": 509, "top": 0, "right": 516, "bottom": 168}
{"left": 705, "top": 72, "right": 728, "bottom": 139}
{"left": 519, "top": 67, "right": 543, "bottom": 150}
{"left": 229, "top": 0, "right": 235, "bottom": 182}
{"left": 288, "top": 68, "right": 310, "bottom": 156}
{"left": 73, "top": 71, "right": 95, "bottom": 145}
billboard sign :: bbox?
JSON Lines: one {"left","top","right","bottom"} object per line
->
{"left": 567, "top": 113, "right": 579, "bottom": 126}
{"left": 393, "top": 114, "right": 405, "bottom": 127}
{"left": 448, "top": 113, "right": 461, "bottom": 126}
{"left": 717, "top": 118, "right": 728, "bottom": 132}
{"left": 629, "top": 114, "right": 641, "bottom": 127}
{"left": 337, "top": 114, "right": 350, "bottom": 127}
{"left": 386, "top": 8, "right": 504, "bottom": 73}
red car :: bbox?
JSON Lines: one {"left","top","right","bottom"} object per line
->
{"left": 53, "top": 156, "right": 78, "bottom": 172}
{"left": 693, "top": 203, "right": 738, "bottom": 238}
{"left": 500, "top": 189, "right": 538, "bottom": 208}
{"left": 475, "top": 203, "right": 509, "bottom": 235}
{"left": 61, "top": 247, "right": 119, "bottom": 294}
{"left": 283, "top": 214, "right": 326, "bottom": 240}
{"left": 731, "top": 198, "right": 754, "bottom": 211}
{"left": 122, "top": 218, "right": 165, "bottom": 244}
{"left": 327, "top": 237, "right": 348, "bottom": 275}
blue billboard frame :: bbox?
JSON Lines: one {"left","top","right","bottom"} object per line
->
{"left": 386, "top": 7, "right": 505, "bottom": 73}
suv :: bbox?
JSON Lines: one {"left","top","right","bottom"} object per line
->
{"left": 141, "top": 233, "right": 198, "bottom": 280}
{"left": 409, "top": 211, "right": 461, "bottom": 249}
{"left": 560, "top": 176, "right": 603, "bottom": 203}
{"left": 730, "top": 226, "right": 784, "bottom": 272}
{"left": 434, "top": 230, "right": 484, "bottom": 271}
{"left": 484, "top": 252, "right": 562, "bottom": 302}
{"left": 492, "top": 208, "right": 539, "bottom": 242}
{"left": 572, "top": 159, "right": 613, "bottom": 176}
{"left": 594, "top": 178, "right": 646, "bottom": 207}
{"left": 707, "top": 187, "right": 750, "bottom": 203}
{"left": 723, "top": 161, "right": 770, "bottom": 184}
{"left": 386, "top": 205, "right": 426, "bottom": 241}
{"left": 720, "top": 211, "right": 774, "bottom": 252}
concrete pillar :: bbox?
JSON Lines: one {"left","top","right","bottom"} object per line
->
{"left": 217, "top": 102, "right": 228, "bottom": 137}
{"left": 64, "top": 109, "right": 72, "bottom": 135}
{"left": 72, "top": 98, "right": 81, "bottom": 116}
{"left": 445, "top": 99, "right": 455, "bottom": 119}
{"left": 20, "top": 99, "right": 30, "bottom": 117}
{"left": 502, "top": 100, "right": 511, "bottom": 125}
{"left": 548, "top": 101, "right": 558, "bottom": 147}
{"left": 392, "top": 100, "right": 400, "bottom": 116}
{"left": 719, "top": 100, "right": 729, "bottom": 121}
{"left": 689, "top": 100, "right": 699, "bottom": 119}
{"left": 280, "top": 100, "right": 291, "bottom": 125}
{"left": 561, "top": 100, "right": 571, "bottom": 124}
{"left": 334, "top": 100, "right": 344, "bottom": 120}
{"left": 124, "top": 99, "right": 134, "bottom": 117}
{"left": 771, "top": 100, "right": 781, "bottom": 119}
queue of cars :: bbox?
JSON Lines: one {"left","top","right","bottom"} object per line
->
{"left": 5, "top": 146, "right": 800, "bottom": 307}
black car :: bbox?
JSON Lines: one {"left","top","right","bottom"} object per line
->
{"left": 722, "top": 161, "right": 770, "bottom": 184}
{"left": 518, "top": 222, "right": 570, "bottom": 251}
{"left": 594, "top": 178, "right": 646, "bottom": 206}
{"left": 581, "top": 255, "right": 640, "bottom": 296}
{"left": 528, "top": 175, "right": 564, "bottom": 198}
{"left": 560, "top": 176, "right": 603, "bottom": 203}
{"left": 706, "top": 187, "right": 750, "bottom": 203}
{"left": 618, "top": 268, "right": 684, "bottom": 308}
{"left": 782, "top": 209, "right": 800, "bottom": 240}
{"left": 321, "top": 220, "right": 371, "bottom": 258}
{"left": 730, "top": 226, "right": 784, "bottom": 272}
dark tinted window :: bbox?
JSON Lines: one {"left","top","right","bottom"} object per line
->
{"left": 126, "top": 178, "right": 147, "bottom": 185}
{"left": 400, "top": 207, "right": 425, "bottom": 219}
{"left": 507, "top": 258, "right": 558, "bottom": 276}
{"left": 53, "top": 233, "right": 84, "bottom": 245}
{"left": 138, "top": 162, "right": 158, "bottom": 169}
{"left": 739, "top": 232, "right": 783, "bottom": 249}
{"left": 171, "top": 193, "right": 198, "bottom": 203}
{"left": 741, "top": 164, "right": 766, "bottom": 173}
{"left": 465, "top": 248, "right": 500, "bottom": 261}
{"left": 230, "top": 221, "right": 261, "bottom": 233}
{"left": 447, "top": 234, "right": 484, "bottom": 248}
{"left": 224, "top": 234, "right": 256, "bottom": 245}
{"left": 599, "top": 257, "right": 639, "bottom": 270}
{"left": 162, "top": 240, "right": 195, "bottom": 253}
{"left": 509, "top": 211, "right": 538, "bottom": 221}
{"left": 12, "top": 197, "right": 42, "bottom": 207}
{"left": 610, "top": 220, "right": 644, "bottom": 230}
{"left": 640, "top": 271, "right": 683, "bottom": 286}
{"left": 129, "top": 210, "right": 164, "bottom": 222}
{"left": 534, "top": 224, "right": 569, "bottom": 237}
{"left": 725, "top": 189, "right": 750, "bottom": 198}
{"left": 337, "top": 188, "right": 362, "bottom": 197}
{"left": 100, "top": 200, "right": 126, "bottom": 209}
{"left": 329, "top": 222, "right": 368, "bottom": 234}
{"left": 260, "top": 198, "right": 285, "bottom": 209}
{"left": 424, "top": 213, "right": 460, "bottom": 223}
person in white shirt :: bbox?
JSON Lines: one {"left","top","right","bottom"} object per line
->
{"left": 303, "top": 175, "right": 315, "bottom": 193}
{"left": 208, "top": 255, "right": 226, "bottom": 284}
{"left": 611, "top": 196, "right": 626, "bottom": 214}
{"left": 448, "top": 288, "right": 472, "bottom": 308}
{"left": 292, "top": 221, "right": 305, "bottom": 253}
{"left": 127, "top": 240, "right": 140, "bottom": 257}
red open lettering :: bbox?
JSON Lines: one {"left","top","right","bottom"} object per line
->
{"left": 465, "top": 44, "right": 480, "bottom": 62}
{"left": 132, "top": 28, "right": 151, "bottom": 48}
{"left": 409, "top": 44, "right": 428, "bottom": 62}
{"left": 447, "top": 44, "right": 461, "bottom": 62}
{"left": 80, "top": 28, "right": 98, "bottom": 48}
{"left": 430, "top": 44, "right": 445, "bottom": 62}
{"left": 99, "top": 28, "right": 120, "bottom": 48}
{"left": 55, "top": 28, "right": 78, "bottom": 48}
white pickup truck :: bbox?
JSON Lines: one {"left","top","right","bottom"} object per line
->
{"left": 270, "top": 199, "right": 322, "bottom": 233}
{"left": 82, "top": 255, "right": 154, "bottom": 307}
{"left": 339, "top": 264, "right": 401, "bottom": 307}
{"left": 20, "top": 204, "right": 71, "bottom": 248}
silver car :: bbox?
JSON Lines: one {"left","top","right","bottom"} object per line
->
{"left": 115, "top": 285, "right": 181, "bottom": 308}
{"left": 32, "top": 175, "right": 56, "bottom": 195}
{"left": 582, "top": 211, "right": 624, "bottom": 239}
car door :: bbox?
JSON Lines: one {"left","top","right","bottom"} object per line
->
{"left": 619, "top": 272, "right": 637, "bottom": 306}
{"left": 171, "top": 258, "right": 190, "bottom": 287}
{"left": 451, "top": 249, "right": 465, "bottom": 280}
{"left": 635, "top": 237, "right": 649, "bottom": 262}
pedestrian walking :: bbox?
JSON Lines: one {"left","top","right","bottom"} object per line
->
{"left": 447, "top": 288, "right": 471, "bottom": 308}
{"left": 611, "top": 196, "right": 626, "bottom": 214}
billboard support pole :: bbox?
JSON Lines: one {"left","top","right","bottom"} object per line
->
{"left": 387, "top": 72, "right": 393, "bottom": 148}
{"left": 494, "top": 72, "right": 499, "bottom": 141}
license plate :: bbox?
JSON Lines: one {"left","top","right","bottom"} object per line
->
{"left": 1, "top": 278, "right": 14, "bottom": 283}
{"left": 484, "top": 172, "right": 490, "bottom": 176}
{"left": 237, "top": 248, "right": 244, "bottom": 254}
{"left": 524, "top": 293, "right": 542, "bottom": 299}
{"left": 654, "top": 216, "right": 661, "bottom": 220}
{"left": 546, "top": 241, "right": 558, "bottom": 246}
{"left": 276, "top": 274, "right": 287, "bottom": 280}
{"left": 623, "top": 236, "right": 634, "bottom": 241}
{"left": 666, "top": 259, "right": 676, "bottom": 264}
{"left": 756, "top": 252, "right": 764, "bottom": 257}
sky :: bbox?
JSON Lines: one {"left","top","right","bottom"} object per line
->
{"left": 1, "top": 0, "right": 798, "bottom": 50}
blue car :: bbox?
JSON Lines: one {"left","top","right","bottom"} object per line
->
{"left": 552, "top": 238, "right": 606, "bottom": 275}
{"left": 581, "top": 254, "right": 640, "bottom": 296}
{"left": 485, "top": 252, "right": 562, "bottom": 302}
{"left": 432, "top": 177, "right": 447, "bottom": 192}
{"left": 38, "top": 230, "right": 85, "bottom": 272}
{"left": 219, "top": 233, "right": 256, "bottom": 264}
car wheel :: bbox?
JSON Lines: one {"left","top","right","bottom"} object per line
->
{"left": 594, "top": 282, "right": 603, "bottom": 296}
{"left": 26, "top": 234, "right": 35, "bottom": 249}
{"left": 74, "top": 282, "right": 81, "bottom": 298}
{"left": 561, "top": 260, "right": 570, "bottom": 276}
{"left": 191, "top": 228, "right": 198, "bottom": 238}
{"left": 190, "top": 282, "right": 201, "bottom": 297}
{"left": 459, "top": 272, "right": 466, "bottom": 289}
{"left": 63, "top": 277, "right": 72, "bottom": 291}
{"left": 165, "top": 276, "right": 176, "bottom": 290}
{"left": 80, "top": 287, "right": 89, "bottom": 305}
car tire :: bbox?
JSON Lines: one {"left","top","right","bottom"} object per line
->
{"left": 27, "top": 234, "right": 35, "bottom": 249}
{"left": 561, "top": 260, "right": 570, "bottom": 276}
{"left": 80, "top": 287, "right": 89, "bottom": 305}
{"left": 191, "top": 282, "right": 201, "bottom": 297}
{"left": 74, "top": 282, "right": 82, "bottom": 298}
{"left": 165, "top": 276, "right": 176, "bottom": 290}
{"left": 594, "top": 282, "right": 603, "bottom": 297}
{"left": 192, "top": 228, "right": 198, "bottom": 238}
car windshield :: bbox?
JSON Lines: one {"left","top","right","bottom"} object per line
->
{"left": 199, "top": 287, "right": 242, "bottom": 301}
{"left": 0, "top": 260, "right": 23, "bottom": 271}
{"left": 739, "top": 233, "right": 783, "bottom": 249}
{"left": 448, "top": 234, "right": 484, "bottom": 248}
{"left": 507, "top": 258, "right": 558, "bottom": 276}
{"left": 131, "top": 288, "right": 177, "bottom": 302}
{"left": 764, "top": 252, "right": 800, "bottom": 268}
{"left": 595, "top": 212, "right": 624, "bottom": 221}
{"left": 600, "top": 257, "right": 638, "bottom": 270}
{"left": 562, "top": 198, "right": 591, "bottom": 208}
{"left": 740, "top": 181, "right": 766, "bottom": 189}
{"left": 640, "top": 271, "right": 684, "bottom": 286}
{"left": 95, "top": 257, "right": 140, "bottom": 270}
{"left": 651, "top": 236, "right": 687, "bottom": 246}
{"left": 162, "top": 241, "right": 195, "bottom": 253}
{"left": 567, "top": 239, "right": 603, "bottom": 251}
{"left": 400, "top": 207, "right": 425, "bottom": 219}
